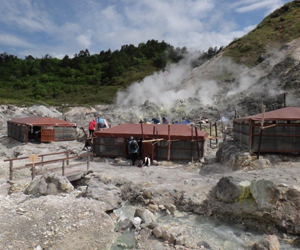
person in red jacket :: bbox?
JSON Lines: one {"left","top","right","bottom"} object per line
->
{"left": 88, "top": 119, "right": 96, "bottom": 137}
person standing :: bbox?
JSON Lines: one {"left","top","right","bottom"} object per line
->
{"left": 162, "top": 117, "right": 169, "bottom": 124}
{"left": 88, "top": 119, "right": 96, "bottom": 137}
{"left": 128, "top": 136, "right": 139, "bottom": 165}
{"left": 96, "top": 117, "right": 108, "bottom": 130}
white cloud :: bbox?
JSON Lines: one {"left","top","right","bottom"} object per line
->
{"left": 0, "top": 0, "right": 291, "bottom": 58}
{"left": 0, "top": 33, "right": 32, "bottom": 48}
{"left": 76, "top": 32, "right": 93, "bottom": 49}
{"left": 0, "top": 0, "right": 56, "bottom": 33}
{"left": 234, "top": 0, "right": 286, "bottom": 13}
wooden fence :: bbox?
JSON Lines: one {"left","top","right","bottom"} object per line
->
{"left": 4, "top": 151, "right": 93, "bottom": 181}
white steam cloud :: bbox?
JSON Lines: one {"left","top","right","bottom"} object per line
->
{"left": 115, "top": 41, "right": 299, "bottom": 119}
{"left": 116, "top": 52, "right": 221, "bottom": 111}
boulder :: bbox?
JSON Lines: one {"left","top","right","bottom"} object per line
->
{"left": 216, "top": 141, "right": 270, "bottom": 171}
{"left": 24, "top": 173, "right": 74, "bottom": 196}
{"left": 134, "top": 208, "right": 156, "bottom": 224}
{"left": 152, "top": 224, "right": 185, "bottom": 245}
{"left": 253, "top": 235, "right": 280, "bottom": 250}
{"left": 215, "top": 176, "right": 251, "bottom": 203}
{"left": 250, "top": 179, "right": 280, "bottom": 211}
{"left": 86, "top": 177, "right": 122, "bottom": 212}
{"left": 165, "top": 204, "right": 177, "bottom": 214}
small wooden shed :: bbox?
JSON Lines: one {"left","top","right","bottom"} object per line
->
{"left": 7, "top": 116, "right": 77, "bottom": 143}
{"left": 233, "top": 107, "right": 300, "bottom": 153}
{"left": 93, "top": 123, "right": 208, "bottom": 161}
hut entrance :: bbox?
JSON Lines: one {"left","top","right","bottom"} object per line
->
{"left": 28, "top": 126, "right": 41, "bottom": 142}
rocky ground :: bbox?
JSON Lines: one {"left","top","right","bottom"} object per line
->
{"left": 0, "top": 104, "right": 300, "bottom": 250}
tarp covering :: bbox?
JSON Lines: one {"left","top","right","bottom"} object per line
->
{"left": 174, "top": 119, "right": 190, "bottom": 124}
{"left": 7, "top": 116, "right": 76, "bottom": 127}
{"left": 234, "top": 107, "right": 300, "bottom": 123}
{"left": 94, "top": 123, "right": 208, "bottom": 141}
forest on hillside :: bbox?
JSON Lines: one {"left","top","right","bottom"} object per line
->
{"left": 0, "top": 40, "right": 222, "bottom": 106}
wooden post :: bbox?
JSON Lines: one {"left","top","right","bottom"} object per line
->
{"left": 209, "top": 122, "right": 212, "bottom": 148}
{"left": 87, "top": 155, "right": 90, "bottom": 170}
{"left": 153, "top": 126, "right": 155, "bottom": 138}
{"left": 257, "top": 105, "right": 266, "bottom": 159}
{"left": 31, "top": 163, "right": 35, "bottom": 180}
{"left": 25, "top": 126, "right": 29, "bottom": 143}
{"left": 199, "top": 123, "right": 202, "bottom": 130}
{"left": 156, "top": 129, "right": 158, "bottom": 160}
{"left": 62, "top": 160, "right": 65, "bottom": 176}
{"left": 249, "top": 122, "right": 254, "bottom": 150}
{"left": 29, "top": 154, "right": 38, "bottom": 180}
{"left": 283, "top": 93, "right": 286, "bottom": 107}
{"left": 191, "top": 125, "right": 194, "bottom": 162}
{"left": 235, "top": 110, "right": 237, "bottom": 119}
{"left": 215, "top": 122, "right": 218, "bottom": 145}
{"left": 272, "top": 104, "right": 275, "bottom": 110}
{"left": 9, "top": 160, "right": 13, "bottom": 181}
{"left": 141, "top": 122, "right": 144, "bottom": 140}
{"left": 66, "top": 151, "right": 70, "bottom": 166}
{"left": 167, "top": 125, "right": 171, "bottom": 161}
{"left": 195, "top": 127, "right": 200, "bottom": 160}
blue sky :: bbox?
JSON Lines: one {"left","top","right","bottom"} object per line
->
{"left": 0, "top": 0, "right": 291, "bottom": 59}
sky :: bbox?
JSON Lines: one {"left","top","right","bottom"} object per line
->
{"left": 0, "top": 0, "right": 292, "bottom": 59}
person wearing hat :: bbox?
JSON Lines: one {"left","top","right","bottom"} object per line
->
{"left": 128, "top": 136, "right": 139, "bottom": 165}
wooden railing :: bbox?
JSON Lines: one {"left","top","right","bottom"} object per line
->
{"left": 4, "top": 151, "right": 93, "bottom": 180}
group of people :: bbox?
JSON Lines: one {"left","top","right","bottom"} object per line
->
{"left": 88, "top": 117, "right": 109, "bottom": 137}
{"left": 139, "top": 116, "right": 170, "bottom": 125}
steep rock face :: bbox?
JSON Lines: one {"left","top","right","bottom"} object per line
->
{"left": 183, "top": 37, "right": 300, "bottom": 117}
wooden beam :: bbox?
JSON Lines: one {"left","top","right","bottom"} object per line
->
{"left": 257, "top": 105, "right": 266, "bottom": 159}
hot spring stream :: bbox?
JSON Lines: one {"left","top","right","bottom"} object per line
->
{"left": 110, "top": 203, "right": 299, "bottom": 250}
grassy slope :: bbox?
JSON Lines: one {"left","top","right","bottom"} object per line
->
{"left": 224, "top": 1, "right": 300, "bottom": 66}
{"left": 0, "top": 61, "right": 158, "bottom": 106}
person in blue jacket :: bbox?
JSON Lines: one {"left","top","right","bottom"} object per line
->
{"left": 128, "top": 136, "right": 139, "bottom": 165}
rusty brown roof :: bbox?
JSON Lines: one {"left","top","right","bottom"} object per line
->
{"left": 234, "top": 107, "right": 300, "bottom": 123}
{"left": 94, "top": 123, "right": 208, "bottom": 141}
{"left": 7, "top": 116, "right": 77, "bottom": 127}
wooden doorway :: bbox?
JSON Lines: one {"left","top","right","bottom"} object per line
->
{"left": 41, "top": 126, "right": 55, "bottom": 142}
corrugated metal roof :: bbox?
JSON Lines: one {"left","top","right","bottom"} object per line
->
{"left": 7, "top": 116, "right": 77, "bottom": 127}
{"left": 94, "top": 123, "right": 208, "bottom": 141}
{"left": 234, "top": 107, "right": 300, "bottom": 123}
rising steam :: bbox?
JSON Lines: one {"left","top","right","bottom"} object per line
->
{"left": 115, "top": 43, "right": 299, "bottom": 119}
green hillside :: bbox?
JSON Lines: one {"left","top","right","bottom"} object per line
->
{"left": 0, "top": 40, "right": 187, "bottom": 106}
{"left": 224, "top": 0, "right": 300, "bottom": 66}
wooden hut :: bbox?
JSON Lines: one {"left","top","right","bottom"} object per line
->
{"left": 7, "top": 116, "right": 77, "bottom": 143}
{"left": 93, "top": 123, "right": 208, "bottom": 161}
{"left": 233, "top": 107, "right": 300, "bottom": 153}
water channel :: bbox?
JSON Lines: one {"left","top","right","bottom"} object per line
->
{"left": 110, "top": 203, "right": 299, "bottom": 250}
